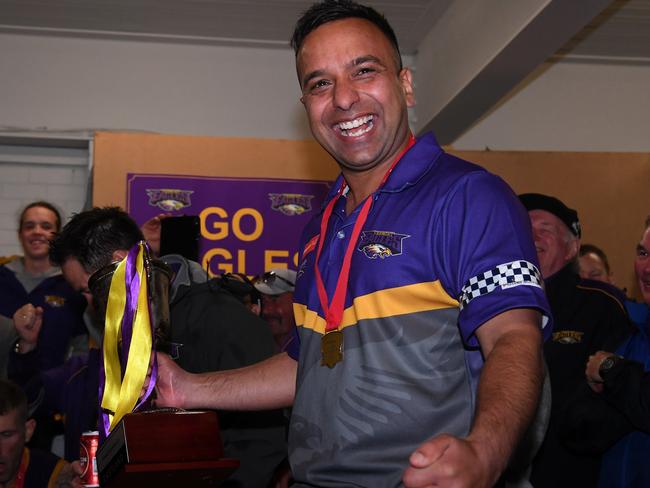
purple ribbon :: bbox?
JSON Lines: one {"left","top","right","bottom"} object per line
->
{"left": 120, "top": 245, "right": 141, "bottom": 371}
{"left": 99, "top": 242, "right": 158, "bottom": 438}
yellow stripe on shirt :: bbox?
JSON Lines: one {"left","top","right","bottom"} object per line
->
{"left": 294, "top": 280, "right": 459, "bottom": 334}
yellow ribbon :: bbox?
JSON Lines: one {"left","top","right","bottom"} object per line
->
{"left": 101, "top": 243, "right": 153, "bottom": 432}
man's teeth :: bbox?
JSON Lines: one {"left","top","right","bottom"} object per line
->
{"left": 338, "top": 115, "right": 373, "bottom": 137}
{"left": 339, "top": 115, "right": 372, "bottom": 130}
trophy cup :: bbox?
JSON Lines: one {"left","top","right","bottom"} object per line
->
{"left": 88, "top": 242, "right": 238, "bottom": 486}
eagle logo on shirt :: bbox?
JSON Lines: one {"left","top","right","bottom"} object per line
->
{"left": 552, "top": 330, "right": 584, "bottom": 344}
{"left": 358, "top": 231, "right": 410, "bottom": 259}
{"left": 269, "top": 193, "right": 314, "bottom": 216}
{"left": 146, "top": 189, "right": 193, "bottom": 211}
{"left": 44, "top": 295, "right": 65, "bottom": 307}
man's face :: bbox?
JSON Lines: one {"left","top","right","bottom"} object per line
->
{"left": 635, "top": 227, "right": 650, "bottom": 305}
{"left": 297, "top": 18, "right": 414, "bottom": 175}
{"left": 18, "top": 206, "right": 57, "bottom": 261}
{"left": 61, "top": 257, "right": 93, "bottom": 305}
{"left": 529, "top": 209, "right": 578, "bottom": 278}
{"left": 0, "top": 409, "right": 28, "bottom": 484}
{"left": 579, "top": 252, "right": 611, "bottom": 283}
{"left": 261, "top": 292, "right": 295, "bottom": 344}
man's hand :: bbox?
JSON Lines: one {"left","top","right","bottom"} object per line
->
{"left": 402, "top": 308, "right": 544, "bottom": 488}
{"left": 586, "top": 350, "right": 612, "bottom": 393}
{"left": 12, "top": 303, "right": 43, "bottom": 353}
{"left": 403, "top": 434, "right": 491, "bottom": 488}
{"left": 55, "top": 460, "right": 84, "bottom": 488}
{"left": 154, "top": 352, "right": 296, "bottom": 411}
{"left": 140, "top": 213, "right": 171, "bottom": 256}
{"left": 153, "top": 352, "right": 189, "bottom": 408}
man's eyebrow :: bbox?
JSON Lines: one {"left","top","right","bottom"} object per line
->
{"left": 349, "top": 55, "right": 384, "bottom": 68}
{"left": 301, "top": 55, "right": 386, "bottom": 89}
{"left": 301, "top": 69, "right": 326, "bottom": 89}
{"left": 637, "top": 244, "right": 647, "bottom": 252}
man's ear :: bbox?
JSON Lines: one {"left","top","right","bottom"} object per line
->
{"left": 111, "top": 249, "right": 128, "bottom": 262}
{"left": 399, "top": 68, "right": 416, "bottom": 108}
{"left": 567, "top": 238, "right": 580, "bottom": 261}
{"left": 25, "top": 418, "right": 36, "bottom": 443}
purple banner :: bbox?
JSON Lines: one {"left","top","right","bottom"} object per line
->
{"left": 127, "top": 173, "right": 332, "bottom": 276}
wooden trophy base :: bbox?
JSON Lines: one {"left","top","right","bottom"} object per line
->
{"left": 97, "top": 410, "right": 239, "bottom": 487}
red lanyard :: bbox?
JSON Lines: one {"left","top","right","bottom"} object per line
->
{"left": 314, "top": 135, "right": 415, "bottom": 333}
{"left": 13, "top": 448, "right": 28, "bottom": 488}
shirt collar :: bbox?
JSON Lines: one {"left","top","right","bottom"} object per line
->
{"left": 322, "top": 132, "right": 444, "bottom": 204}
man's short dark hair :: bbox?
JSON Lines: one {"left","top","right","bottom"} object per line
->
{"left": 0, "top": 379, "right": 28, "bottom": 424}
{"left": 290, "top": 0, "right": 402, "bottom": 70}
{"left": 579, "top": 244, "right": 611, "bottom": 274}
{"left": 50, "top": 207, "right": 144, "bottom": 273}
{"left": 19, "top": 201, "right": 62, "bottom": 232}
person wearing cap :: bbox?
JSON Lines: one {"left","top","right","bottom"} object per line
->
{"left": 254, "top": 269, "right": 297, "bottom": 353}
{"left": 520, "top": 193, "right": 632, "bottom": 488}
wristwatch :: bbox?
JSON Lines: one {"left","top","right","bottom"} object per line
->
{"left": 599, "top": 355, "right": 622, "bottom": 380}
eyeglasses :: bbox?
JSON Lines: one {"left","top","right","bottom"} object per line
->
{"left": 255, "top": 271, "right": 295, "bottom": 288}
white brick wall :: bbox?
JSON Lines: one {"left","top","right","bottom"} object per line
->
{"left": 0, "top": 161, "right": 88, "bottom": 257}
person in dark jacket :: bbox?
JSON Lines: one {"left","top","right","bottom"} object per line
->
{"left": 520, "top": 193, "right": 633, "bottom": 488}
{"left": 585, "top": 215, "right": 650, "bottom": 487}
{"left": 0, "top": 379, "right": 82, "bottom": 488}
{"left": 36, "top": 207, "right": 286, "bottom": 487}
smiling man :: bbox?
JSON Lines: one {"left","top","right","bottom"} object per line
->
{"left": 155, "top": 2, "right": 553, "bottom": 487}
{"left": 584, "top": 216, "right": 650, "bottom": 486}
{"left": 519, "top": 193, "right": 632, "bottom": 487}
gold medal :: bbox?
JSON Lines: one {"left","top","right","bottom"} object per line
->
{"left": 321, "top": 330, "right": 343, "bottom": 368}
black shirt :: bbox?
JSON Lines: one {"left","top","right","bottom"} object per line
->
{"left": 531, "top": 263, "right": 633, "bottom": 488}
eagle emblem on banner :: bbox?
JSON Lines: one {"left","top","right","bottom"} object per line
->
{"left": 146, "top": 189, "right": 193, "bottom": 211}
{"left": 268, "top": 193, "right": 314, "bottom": 216}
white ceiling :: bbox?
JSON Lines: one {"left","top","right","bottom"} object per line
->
{"left": 1, "top": 0, "right": 648, "bottom": 60}
{"left": 0, "top": 0, "right": 648, "bottom": 143}
{"left": 558, "top": 0, "right": 650, "bottom": 62}
{"left": 0, "top": 0, "right": 451, "bottom": 53}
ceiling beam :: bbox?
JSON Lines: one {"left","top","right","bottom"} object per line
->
{"left": 414, "top": 0, "right": 613, "bottom": 145}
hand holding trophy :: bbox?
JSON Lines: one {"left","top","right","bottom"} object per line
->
{"left": 88, "top": 242, "right": 237, "bottom": 486}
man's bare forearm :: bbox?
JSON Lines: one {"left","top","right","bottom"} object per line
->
{"left": 185, "top": 352, "right": 297, "bottom": 410}
{"left": 470, "top": 309, "right": 544, "bottom": 477}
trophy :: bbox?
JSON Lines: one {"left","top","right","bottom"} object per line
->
{"left": 88, "top": 242, "right": 238, "bottom": 487}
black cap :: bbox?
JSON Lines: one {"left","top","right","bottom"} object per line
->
{"left": 519, "top": 193, "right": 581, "bottom": 238}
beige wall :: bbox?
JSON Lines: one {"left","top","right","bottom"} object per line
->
{"left": 450, "top": 148, "right": 650, "bottom": 297}
{"left": 92, "top": 132, "right": 339, "bottom": 209}
{"left": 94, "top": 132, "right": 649, "bottom": 297}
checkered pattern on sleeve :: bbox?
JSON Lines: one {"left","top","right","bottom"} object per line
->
{"left": 459, "top": 260, "right": 542, "bottom": 309}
